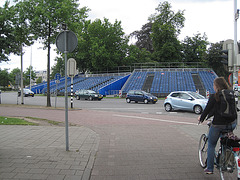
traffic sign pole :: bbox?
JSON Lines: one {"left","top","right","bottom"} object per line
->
{"left": 64, "top": 30, "right": 69, "bottom": 151}
{"left": 56, "top": 25, "right": 78, "bottom": 152}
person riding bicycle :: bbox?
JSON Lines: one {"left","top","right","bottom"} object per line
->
{"left": 198, "top": 77, "right": 237, "bottom": 174}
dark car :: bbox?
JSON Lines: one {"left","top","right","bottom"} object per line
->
{"left": 75, "top": 90, "right": 103, "bottom": 101}
{"left": 126, "top": 90, "right": 158, "bottom": 104}
{"left": 18, "top": 89, "right": 35, "bottom": 97}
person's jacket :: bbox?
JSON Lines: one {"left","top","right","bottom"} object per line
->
{"left": 200, "top": 93, "right": 236, "bottom": 125}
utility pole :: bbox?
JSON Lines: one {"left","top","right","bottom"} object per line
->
{"left": 234, "top": 0, "right": 239, "bottom": 84}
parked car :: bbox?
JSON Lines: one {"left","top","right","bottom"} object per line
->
{"left": 75, "top": 90, "right": 103, "bottom": 101}
{"left": 126, "top": 90, "right": 158, "bottom": 104}
{"left": 164, "top": 91, "right": 208, "bottom": 114}
{"left": 18, "top": 88, "right": 35, "bottom": 97}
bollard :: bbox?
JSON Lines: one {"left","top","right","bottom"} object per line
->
{"left": 0, "top": 90, "right": 1, "bottom": 104}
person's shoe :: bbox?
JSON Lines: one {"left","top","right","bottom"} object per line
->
{"left": 204, "top": 168, "right": 213, "bottom": 174}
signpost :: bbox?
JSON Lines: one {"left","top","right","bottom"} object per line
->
{"left": 67, "top": 58, "right": 77, "bottom": 108}
{"left": 56, "top": 26, "right": 78, "bottom": 151}
{"left": 54, "top": 73, "right": 61, "bottom": 108}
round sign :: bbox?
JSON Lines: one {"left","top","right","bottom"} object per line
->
{"left": 56, "top": 30, "right": 78, "bottom": 53}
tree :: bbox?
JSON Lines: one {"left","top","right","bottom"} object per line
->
{"left": 25, "top": 0, "right": 89, "bottom": 106}
{"left": 9, "top": 68, "right": 21, "bottom": 88}
{"left": 68, "top": 18, "right": 129, "bottom": 74}
{"left": 181, "top": 33, "right": 209, "bottom": 64}
{"left": 125, "top": 45, "right": 152, "bottom": 65}
{"left": 51, "top": 57, "right": 65, "bottom": 79}
{"left": 23, "top": 65, "right": 36, "bottom": 86}
{"left": 207, "top": 42, "right": 229, "bottom": 77}
{"left": 0, "top": 69, "right": 10, "bottom": 87}
{"left": 0, "top": 1, "right": 21, "bottom": 62}
{"left": 36, "top": 76, "right": 42, "bottom": 84}
{"left": 149, "top": 1, "right": 185, "bottom": 62}
{"left": 130, "top": 22, "right": 153, "bottom": 53}
{"left": 88, "top": 18, "right": 129, "bottom": 73}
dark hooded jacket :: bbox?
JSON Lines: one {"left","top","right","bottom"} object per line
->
{"left": 200, "top": 94, "right": 236, "bottom": 125}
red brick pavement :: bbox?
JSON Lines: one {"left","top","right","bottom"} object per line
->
{"left": 0, "top": 105, "right": 226, "bottom": 179}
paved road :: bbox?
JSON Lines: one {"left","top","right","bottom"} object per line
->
{"left": 1, "top": 92, "right": 199, "bottom": 118}
{"left": 1, "top": 92, "right": 240, "bottom": 179}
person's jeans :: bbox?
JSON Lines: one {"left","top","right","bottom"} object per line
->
{"left": 207, "top": 121, "right": 237, "bottom": 171}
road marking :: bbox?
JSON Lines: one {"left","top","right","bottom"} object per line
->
{"left": 113, "top": 114, "right": 198, "bottom": 125}
{"left": 90, "top": 107, "right": 161, "bottom": 110}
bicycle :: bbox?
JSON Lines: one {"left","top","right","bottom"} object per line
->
{"left": 198, "top": 120, "right": 240, "bottom": 180}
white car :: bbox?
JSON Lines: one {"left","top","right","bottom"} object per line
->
{"left": 164, "top": 91, "right": 208, "bottom": 114}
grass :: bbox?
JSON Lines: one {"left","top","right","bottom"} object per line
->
{"left": 0, "top": 116, "right": 38, "bottom": 125}
{"left": 25, "top": 116, "right": 61, "bottom": 126}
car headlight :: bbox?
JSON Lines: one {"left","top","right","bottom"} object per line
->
{"left": 95, "top": 95, "right": 98, "bottom": 97}
{"left": 150, "top": 97, "right": 152, "bottom": 99}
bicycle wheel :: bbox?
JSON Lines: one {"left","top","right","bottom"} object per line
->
{"left": 198, "top": 134, "right": 208, "bottom": 168}
{"left": 219, "top": 148, "right": 239, "bottom": 180}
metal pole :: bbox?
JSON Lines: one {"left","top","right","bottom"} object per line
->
{"left": 55, "top": 83, "right": 57, "bottom": 108}
{"left": 30, "top": 46, "right": 32, "bottom": 90}
{"left": 234, "top": 0, "right": 239, "bottom": 106}
{"left": 21, "top": 45, "right": 24, "bottom": 105}
{"left": 64, "top": 30, "right": 69, "bottom": 151}
{"left": 71, "top": 77, "right": 73, "bottom": 108}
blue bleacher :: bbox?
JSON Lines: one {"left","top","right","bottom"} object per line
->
{"left": 30, "top": 69, "right": 217, "bottom": 97}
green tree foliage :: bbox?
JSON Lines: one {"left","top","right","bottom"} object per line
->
{"left": 0, "top": 1, "right": 20, "bottom": 62}
{"left": 67, "top": 20, "right": 92, "bottom": 74}
{"left": 0, "top": 69, "right": 10, "bottom": 87}
{"left": 23, "top": 65, "right": 36, "bottom": 86}
{"left": 9, "top": 68, "right": 21, "bottom": 87}
{"left": 23, "top": 0, "right": 88, "bottom": 106}
{"left": 150, "top": 1, "right": 185, "bottom": 62}
{"left": 181, "top": 33, "right": 209, "bottom": 64}
{"left": 68, "top": 18, "right": 130, "bottom": 74}
{"left": 88, "top": 18, "right": 129, "bottom": 73}
{"left": 207, "top": 42, "right": 229, "bottom": 77}
{"left": 36, "top": 76, "right": 42, "bottom": 84}
{"left": 51, "top": 57, "right": 64, "bottom": 79}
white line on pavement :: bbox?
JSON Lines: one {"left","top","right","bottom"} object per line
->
{"left": 113, "top": 114, "right": 198, "bottom": 125}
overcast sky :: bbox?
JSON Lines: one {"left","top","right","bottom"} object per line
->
{"left": 0, "top": 0, "right": 239, "bottom": 72}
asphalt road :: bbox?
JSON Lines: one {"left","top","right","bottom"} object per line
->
{"left": 1, "top": 92, "right": 200, "bottom": 119}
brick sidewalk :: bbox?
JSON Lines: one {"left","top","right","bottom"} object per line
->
{"left": 1, "top": 105, "right": 237, "bottom": 179}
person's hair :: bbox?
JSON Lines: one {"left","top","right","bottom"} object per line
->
{"left": 214, "top": 77, "right": 230, "bottom": 101}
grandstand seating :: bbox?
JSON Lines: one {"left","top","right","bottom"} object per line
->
{"left": 29, "top": 68, "right": 217, "bottom": 97}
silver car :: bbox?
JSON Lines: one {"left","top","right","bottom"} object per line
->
{"left": 164, "top": 91, "right": 208, "bottom": 114}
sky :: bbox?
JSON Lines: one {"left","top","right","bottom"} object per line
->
{"left": 0, "top": 0, "right": 239, "bottom": 72}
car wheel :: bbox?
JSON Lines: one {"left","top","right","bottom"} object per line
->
{"left": 76, "top": 95, "right": 80, "bottom": 100}
{"left": 126, "top": 98, "right": 131, "bottom": 103}
{"left": 89, "top": 96, "right": 93, "bottom": 101}
{"left": 144, "top": 99, "right": 148, "bottom": 104}
{"left": 194, "top": 105, "right": 202, "bottom": 114}
{"left": 165, "top": 103, "right": 172, "bottom": 112}
{"left": 135, "top": 101, "right": 138, "bottom": 103}
{"left": 32, "top": 94, "right": 34, "bottom": 97}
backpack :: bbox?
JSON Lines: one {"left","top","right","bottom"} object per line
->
{"left": 218, "top": 89, "right": 237, "bottom": 120}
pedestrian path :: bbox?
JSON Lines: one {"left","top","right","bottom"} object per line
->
{"left": 0, "top": 125, "right": 99, "bottom": 180}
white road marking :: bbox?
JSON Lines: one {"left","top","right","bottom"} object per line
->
{"left": 113, "top": 114, "right": 198, "bottom": 125}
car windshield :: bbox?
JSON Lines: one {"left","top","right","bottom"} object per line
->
{"left": 87, "top": 90, "right": 97, "bottom": 94}
{"left": 188, "top": 92, "right": 205, "bottom": 99}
